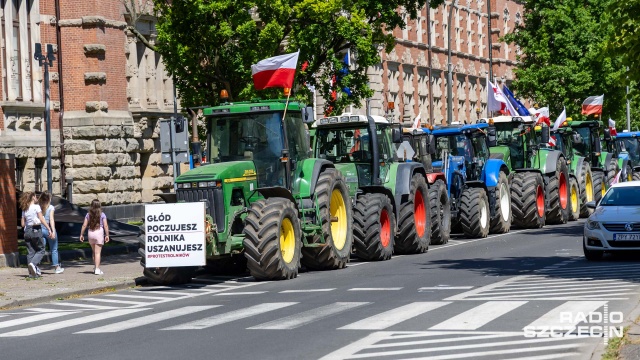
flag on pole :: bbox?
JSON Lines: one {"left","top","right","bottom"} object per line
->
{"left": 581, "top": 94, "right": 604, "bottom": 116}
{"left": 411, "top": 112, "right": 422, "bottom": 129}
{"left": 611, "top": 170, "right": 621, "bottom": 185}
{"left": 533, "top": 107, "right": 550, "bottom": 126}
{"left": 503, "top": 85, "right": 531, "bottom": 116}
{"left": 487, "top": 79, "right": 517, "bottom": 115}
{"left": 251, "top": 51, "right": 300, "bottom": 90}
{"left": 548, "top": 107, "right": 566, "bottom": 146}
{"left": 608, "top": 118, "right": 618, "bottom": 136}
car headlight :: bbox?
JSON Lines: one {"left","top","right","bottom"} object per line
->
{"left": 586, "top": 220, "right": 601, "bottom": 230}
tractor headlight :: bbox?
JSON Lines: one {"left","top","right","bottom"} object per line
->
{"left": 586, "top": 220, "right": 601, "bottom": 230}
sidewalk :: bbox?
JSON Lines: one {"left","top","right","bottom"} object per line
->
{"left": 0, "top": 251, "right": 145, "bottom": 310}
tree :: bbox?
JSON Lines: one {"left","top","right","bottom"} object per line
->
{"left": 152, "top": 0, "right": 431, "bottom": 113}
{"left": 503, "top": 0, "right": 626, "bottom": 120}
{"left": 607, "top": 0, "right": 640, "bottom": 87}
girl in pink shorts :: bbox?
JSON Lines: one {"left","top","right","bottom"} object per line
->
{"left": 80, "top": 200, "right": 110, "bottom": 275}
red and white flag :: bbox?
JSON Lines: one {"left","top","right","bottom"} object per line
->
{"left": 548, "top": 135, "right": 557, "bottom": 147}
{"left": 548, "top": 107, "right": 566, "bottom": 146}
{"left": 251, "top": 51, "right": 299, "bottom": 90}
{"left": 608, "top": 118, "right": 618, "bottom": 136}
{"left": 611, "top": 170, "right": 621, "bottom": 185}
{"left": 533, "top": 107, "right": 550, "bottom": 126}
{"left": 487, "top": 79, "right": 518, "bottom": 116}
{"left": 581, "top": 94, "right": 604, "bottom": 116}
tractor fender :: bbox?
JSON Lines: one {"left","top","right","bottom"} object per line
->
{"left": 359, "top": 185, "right": 397, "bottom": 217}
{"left": 393, "top": 162, "right": 426, "bottom": 214}
{"left": 426, "top": 172, "right": 447, "bottom": 185}
{"left": 257, "top": 187, "right": 298, "bottom": 209}
{"left": 307, "top": 159, "right": 335, "bottom": 196}
{"left": 482, "top": 159, "right": 509, "bottom": 187}
{"left": 574, "top": 157, "right": 586, "bottom": 183}
{"left": 543, "top": 150, "right": 564, "bottom": 175}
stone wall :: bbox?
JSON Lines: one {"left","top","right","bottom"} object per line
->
{"left": 0, "top": 153, "right": 19, "bottom": 267}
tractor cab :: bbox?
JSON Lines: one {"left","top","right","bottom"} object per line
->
{"left": 431, "top": 123, "right": 494, "bottom": 182}
{"left": 568, "top": 120, "right": 605, "bottom": 168}
{"left": 616, "top": 132, "right": 640, "bottom": 167}
{"left": 486, "top": 115, "right": 543, "bottom": 170}
{"left": 401, "top": 127, "right": 436, "bottom": 171}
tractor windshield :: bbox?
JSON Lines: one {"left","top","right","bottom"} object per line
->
{"left": 494, "top": 123, "right": 523, "bottom": 146}
{"left": 573, "top": 127, "right": 592, "bottom": 157}
{"left": 617, "top": 138, "right": 640, "bottom": 164}
{"left": 555, "top": 132, "right": 572, "bottom": 157}
{"left": 315, "top": 125, "right": 395, "bottom": 164}
{"left": 433, "top": 135, "right": 473, "bottom": 162}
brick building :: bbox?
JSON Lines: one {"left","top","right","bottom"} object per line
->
{"left": 0, "top": 0, "right": 176, "bottom": 206}
{"left": 318, "top": 0, "right": 525, "bottom": 124}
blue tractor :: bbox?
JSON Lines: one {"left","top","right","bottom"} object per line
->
{"left": 426, "top": 123, "right": 511, "bottom": 238}
{"left": 614, "top": 131, "right": 640, "bottom": 182}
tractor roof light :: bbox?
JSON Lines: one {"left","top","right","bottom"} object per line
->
{"left": 220, "top": 89, "right": 229, "bottom": 101}
{"left": 350, "top": 116, "right": 360, "bottom": 122}
{"left": 534, "top": 125, "right": 542, "bottom": 131}
{"left": 340, "top": 116, "right": 349, "bottom": 123}
{"left": 488, "top": 118, "right": 494, "bottom": 125}
{"left": 562, "top": 121, "right": 569, "bottom": 127}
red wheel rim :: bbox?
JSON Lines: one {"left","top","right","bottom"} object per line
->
{"left": 559, "top": 173, "right": 568, "bottom": 209}
{"left": 536, "top": 185, "right": 545, "bottom": 218}
{"left": 380, "top": 209, "right": 391, "bottom": 247}
{"left": 414, "top": 190, "right": 426, "bottom": 237}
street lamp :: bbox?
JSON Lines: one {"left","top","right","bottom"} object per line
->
{"left": 446, "top": 0, "right": 458, "bottom": 125}
{"left": 34, "top": 43, "right": 55, "bottom": 193}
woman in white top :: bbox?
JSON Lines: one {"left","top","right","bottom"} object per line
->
{"left": 20, "top": 191, "right": 52, "bottom": 278}
{"left": 39, "top": 191, "right": 64, "bottom": 274}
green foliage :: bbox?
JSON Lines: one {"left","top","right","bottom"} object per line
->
{"left": 503, "top": 0, "right": 626, "bottom": 121}
{"left": 153, "top": 0, "right": 429, "bottom": 114}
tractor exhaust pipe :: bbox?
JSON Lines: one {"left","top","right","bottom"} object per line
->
{"left": 187, "top": 108, "right": 202, "bottom": 166}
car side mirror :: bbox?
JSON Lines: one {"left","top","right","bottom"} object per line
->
{"left": 541, "top": 126, "right": 550, "bottom": 145}
{"left": 428, "top": 134, "right": 437, "bottom": 154}
{"left": 586, "top": 200, "right": 597, "bottom": 209}
{"left": 487, "top": 127, "right": 497, "bottom": 147}
{"left": 391, "top": 124, "right": 403, "bottom": 144}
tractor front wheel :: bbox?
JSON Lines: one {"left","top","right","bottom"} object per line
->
{"left": 579, "top": 163, "right": 594, "bottom": 218}
{"left": 634, "top": 171, "right": 640, "bottom": 182}
{"left": 490, "top": 171, "right": 511, "bottom": 234}
{"left": 606, "top": 159, "right": 618, "bottom": 189}
{"left": 459, "top": 188, "right": 490, "bottom": 238}
{"left": 353, "top": 193, "right": 395, "bottom": 261}
{"left": 301, "top": 169, "right": 353, "bottom": 270}
{"left": 569, "top": 177, "right": 580, "bottom": 221}
{"left": 592, "top": 170, "right": 605, "bottom": 205}
{"left": 429, "top": 179, "right": 451, "bottom": 245}
{"left": 545, "top": 158, "right": 570, "bottom": 224}
{"left": 511, "top": 172, "right": 545, "bottom": 229}
{"left": 243, "top": 198, "right": 301, "bottom": 280}
{"left": 395, "top": 174, "right": 430, "bottom": 254}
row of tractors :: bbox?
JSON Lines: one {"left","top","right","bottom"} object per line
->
{"left": 139, "top": 99, "right": 640, "bottom": 285}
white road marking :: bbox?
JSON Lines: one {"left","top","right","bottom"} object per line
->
{"left": 418, "top": 286, "right": 474, "bottom": 290}
{"left": 348, "top": 288, "right": 402, "bottom": 291}
{"left": 79, "top": 298, "right": 147, "bottom": 305}
{"left": 279, "top": 289, "right": 336, "bottom": 293}
{"left": 103, "top": 294, "right": 175, "bottom": 300}
{"left": 49, "top": 303, "right": 120, "bottom": 310}
{"left": 479, "top": 284, "right": 636, "bottom": 296}
{"left": 76, "top": 306, "right": 219, "bottom": 333}
{"left": 213, "top": 291, "right": 267, "bottom": 296}
{"left": 248, "top": 302, "right": 369, "bottom": 330}
{"left": 0, "top": 312, "right": 77, "bottom": 329}
{"left": 339, "top": 302, "right": 450, "bottom": 330}
{"left": 133, "top": 290, "right": 193, "bottom": 296}
{"left": 162, "top": 302, "right": 297, "bottom": 330}
{"left": 525, "top": 301, "right": 608, "bottom": 330}
{"left": 430, "top": 301, "right": 527, "bottom": 330}
{"left": 23, "top": 307, "right": 76, "bottom": 313}
{"left": 0, "top": 309, "right": 146, "bottom": 337}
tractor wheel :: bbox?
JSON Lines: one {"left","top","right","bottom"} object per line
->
{"left": 624, "top": 165, "right": 633, "bottom": 182}
{"left": 353, "top": 193, "right": 395, "bottom": 261}
{"left": 301, "top": 168, "right": 353, "bottom": 270}
{"left": 634, "top": 171, "right": 640, "bottom": 182}
{"left": 511, "top": 172, "right": 545, "bottom": 229}
{"left": 490, "top": 171, "right": 511, "bottom": 234}
{"left": 569, "top": 177, "right": 580, "bottom": 221}
{"left": 429, "top": 179, "right": 451, "bottom": 245}
{"left": 544, "top": 158, "right": 570, "bottom": 224}
{"left": 459, "top": 187, "right": 490, "bottom": 238}
{"left": 138, "top": 237, "right": 197, "bottom": 285}
{"left": 243, "top": 198, "right": 301, "bottom": 280}
{"left": 579, "top": 163, "right": 594, "bottom": 218}
{"left": 592, "top": 171, "right": 605, "bottom": 205}
{"left": 606, "top": 159, "right": 618, "bottom": 188}
{"left": 395, "top": 174, "right": 430, "bottom": 254}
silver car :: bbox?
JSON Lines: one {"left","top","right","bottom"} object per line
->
{"left": 583, "top": 181, "right": 640, "bottom": 260}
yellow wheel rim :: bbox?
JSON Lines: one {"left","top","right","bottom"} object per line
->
{"left": 629, "top": 174, "right": 633, "bottom": 182}
{"left": 330, "top": 189, "right": 348, "bottom": 250}
{"left": 601, "top": 183, "right": 606, "bottom": 198}
{"left": 571, "top": 185, "right": 579, "bottom": 213}
{"left": 280, "top": 217, "right": 295, "bottom": 264}
{"left": 586, "top": 173, "right": 593, "bottom": 202}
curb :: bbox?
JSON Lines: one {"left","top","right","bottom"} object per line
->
{"left": 0, "top": 276, "right": 148, "bottom": 311}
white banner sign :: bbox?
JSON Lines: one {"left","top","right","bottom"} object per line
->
{"left": 144, "top": 202, "right": 206, "bottom": 267}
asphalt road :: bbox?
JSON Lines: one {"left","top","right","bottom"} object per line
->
{"left": 3, "top": 220, "right": 640, "bottom": 360}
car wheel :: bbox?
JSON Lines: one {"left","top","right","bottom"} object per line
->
{"left": 583, "top": 241, "right": 603, "bottom": 261}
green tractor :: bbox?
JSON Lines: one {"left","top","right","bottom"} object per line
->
{"left": 487, "top": 116, "right": 570, "bottom": 227}
{"left": 140, "top": 99, "right": 354, "bottom": 284}
{"left": 312, "top": 114, "right": 431, "bottom": 261}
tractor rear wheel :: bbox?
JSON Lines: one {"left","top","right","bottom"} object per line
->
{"left": 429, "top": 179, "right": 451, "bottom": 245}
{"left": 395, "top": 174, "right": 430, "bottom": 254}
{"left": 511, "top": 172, "right": 545, "bottom": 229}
{"left": 243, "top": 198, "right": 301, "bottom": 280}
{"left": 459, "top": 188, "right": 490, "bottom": 238}
{"left": 634, "top": 171, "right": 640, "bottom": 182}
{"left": 353, "top": 193, "right": 395, "bottom": 261}
{"left": 545, "top": 158, "right": 570, "bottom": 224}
{"left": 490, "top": 171, "right": 511, "bottom": 234}
{"left": 139, "top": 237, "right": 197, "bottom": 285}
{"left": 592, "top": 171, "right": 605, "bottom": 205}
{"left": 569, "top": 177, "right": 580, "bottom": 221}
{"left": 624, "top": 165, "right": 633, "bottom": 182}
{"left": 606, "top": 159, "right": 617, "bottom": 188}
{"left": 301, "top": 169, "right": 353, "bottom": 270}
{"left": 579, "top": 163, "right": 594, "bottom": 218}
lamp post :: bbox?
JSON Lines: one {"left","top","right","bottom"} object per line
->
{"left": 34, "top": 43, "right": 55, "bottom": 193}
{"left": 446, "top": 0, "right": 457, "bottom": 124}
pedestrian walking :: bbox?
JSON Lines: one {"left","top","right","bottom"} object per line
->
{"left": 38, "top": 191, "right": 64, "bottom": 274}
{"left": 79, "top": 199, "right": 110, "bottom": 275}
{"left": 20, "top": 191, "right": 52, "bottom": 278}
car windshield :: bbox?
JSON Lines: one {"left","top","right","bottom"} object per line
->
{"left": 600, "top": 187, "right": 640, "bottom": 206}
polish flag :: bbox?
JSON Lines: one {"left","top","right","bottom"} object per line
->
{"left": 251, "top": 51, "right": 299, "bottom": 90}
{"left": 487, "top": 79, "right": 518, "bottom": 116}
{"left": 608, "top": 118, "right": 618, "bottom": 136}
{"left": 534, "top": 107, "right": 550, "bottom": 126}
{"left": 552, "top": 107, "right": 566, "bottom": 132}
{"left": 611, "top": 170, "right": 621, "bottom": 185}
{"left": 411, "top": 112, "right": 422, "bottom": 129}
{"left": 581, "top": 95, "right": 604, "bottom": 116}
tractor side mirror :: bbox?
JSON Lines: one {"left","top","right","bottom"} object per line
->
{"left": 427, "top": 134, "right": 437, "bottom": 154}
{"left": 603, "top": 128, "right": 612, "bottom": 141}
{"left": 594, "top": 137, "right": 602, "bottom": 153}
{"left": 301, "top": 106, "right": 315, "bottom": 124}
{"left": 572, "top": 132, "right": 583, "bottom": 144}
{"left": 541, "top": 126, "right": 550, "bottom": 145}
{"left": 487, "top": 127, "right": 498, "bottom": 147}
{"left": 391, "top": 124, "right": 403, "bottom": 144}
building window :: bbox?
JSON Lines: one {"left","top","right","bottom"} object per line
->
{"left": 1, "top": 0, "right": 38, "bottom": 102}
